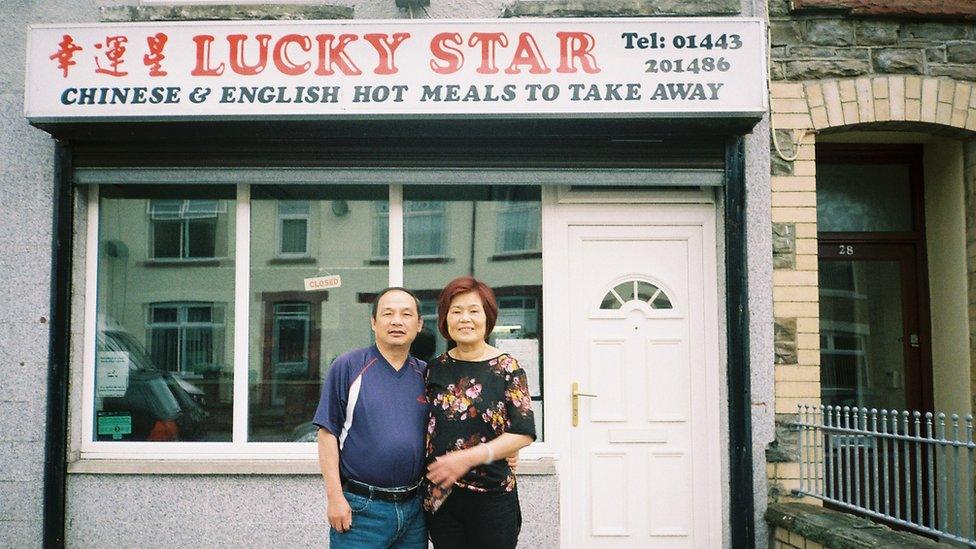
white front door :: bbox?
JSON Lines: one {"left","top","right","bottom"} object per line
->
{"left": 549, "top": 203, "right": 721, "bottom": 548}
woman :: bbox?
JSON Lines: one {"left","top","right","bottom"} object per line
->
{"left": 424, "top": 276, "right": 536, "bottom": 549}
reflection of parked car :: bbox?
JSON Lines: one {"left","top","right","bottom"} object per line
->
{"left": 291, "top": 421, "right": 318, "bottom": 443}
{"left": 97, "top": 329, "right": 208, "bottom": 441}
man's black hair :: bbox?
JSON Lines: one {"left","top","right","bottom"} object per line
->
{"left": 371, "top": 287, "right": 422, "bottom": 319}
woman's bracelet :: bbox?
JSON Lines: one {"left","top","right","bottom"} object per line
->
{"left": 482, "top": 443, "right": 495, "bottom": 464}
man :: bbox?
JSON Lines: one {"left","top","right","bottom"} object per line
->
{"left": 313, "top": 287, "right": 428, "bottom": 548}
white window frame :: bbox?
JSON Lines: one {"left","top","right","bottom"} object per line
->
{"left": 79, "top": 182, "right": 551, "bottom": 461}
{"left": 276, "top": 200, "right": 310, "bottom": 258}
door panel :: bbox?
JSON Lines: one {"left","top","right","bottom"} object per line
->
{"left": 589, "top": 339, "right": 627, "bottom": 422}
{"left": 647, "top": 339, "right": 690, "bottom": 422}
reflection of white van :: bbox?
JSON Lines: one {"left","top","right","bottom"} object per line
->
{"left": 96, "top": 328, "right": 208, "bottom": 441}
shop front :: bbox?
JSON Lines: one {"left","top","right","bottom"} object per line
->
{"left": 24, "top": 17, "right": 767, "bottom": 548}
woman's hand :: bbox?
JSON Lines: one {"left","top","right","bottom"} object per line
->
{"left": 426, "top": 448, "right": 480, "bottom": 488}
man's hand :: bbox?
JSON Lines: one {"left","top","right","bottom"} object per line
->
{"left": 327, "top": 492, "right": 353, "bottom": 533}
{"left": 506, "top": 450, "right": 519, "bottom": 471}
{"left": 426, "top": 449, "right": 478, "bottom": 489}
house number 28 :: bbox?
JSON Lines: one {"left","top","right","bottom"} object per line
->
{"left": 838, "top": 245, "right": 855, "bottom": 255}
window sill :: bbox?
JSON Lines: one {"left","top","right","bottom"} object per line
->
{"left": 366, "top": 256, "right": 454, "bottom": 266}
{"left": 68, "top": 458, "right": 321, "bottom": 475}
{"left": 490, "top": 251, "right": 542, "bottom": 262}
{"left": 143, "top": 258, "right": 229, "bottom": 268}
{"left": 404, "top": 256, "right": 453, "bottom": 265}
{"left": 267, "top": 256, "right": 316, "bottom": 265}
{"left": 65, "top": 457, "right": 556, "bottom": 476}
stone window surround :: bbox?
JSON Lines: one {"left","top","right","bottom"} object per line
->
{"left": 767, "top": 74, "right": 976, "bottom": 502}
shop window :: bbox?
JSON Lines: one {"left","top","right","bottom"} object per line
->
{"left": 94, "top": 186, "right": 235, "bottom": 444}
{"left": 277, "top": 200, "right": 310, "bottom": 257}
{"left": 404, "top": 185, "right": 544, "bottom": 440}
{"left": 146, "top": 302, "right": 225, "bottom": 375}
{"left": 496, "top": 201, "right": 541, "bottom": 254}
{"left": 148, "top": 199, "right": 225, "bottom": 260}
{"left": 85, "top": 183, "right": 547, "bottom": 453}
{"left": 250, "top": 185, "right": 386, "bottom": 442}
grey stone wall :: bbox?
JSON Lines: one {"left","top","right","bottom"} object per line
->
{"left": 65, "top": 473, "right": 559, "bottom": 548}
{"left": 770, "top": 0, "right": 976, "bottom": 81}
{"left": 1, "top": 1, "right": 100, "bottom": 546}
{"left": 767, "top": 502, "right": 957, "bottom": 548}
{"left": 504, "top": 0, "right": 739, "bottom": 18}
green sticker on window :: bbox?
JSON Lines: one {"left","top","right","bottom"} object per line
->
{"left": 97, "top": 412, "right": 132, "bottom": 440}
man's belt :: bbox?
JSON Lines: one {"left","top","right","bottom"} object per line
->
{"left": 341, "top": 478, "right": 420, "bottom": 503}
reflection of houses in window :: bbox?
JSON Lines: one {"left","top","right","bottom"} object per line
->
{"left": 405, "top": 201, "right": 446, "bottom": 257}
{"left": 253, "top": 292, "right": 326, "bottom": 440}
{"left": 146, "top": 302, "right": 225, "bottom": 375}
{"left": 271, "top": 302, "right": 311, "bottom": 406}
{"left": 277, "top": 201, "right": 310, "bottom": 257}
{"left": 147, "top": 200, "right": 226, "bottom": 260}
{"left": 819, "top": 329, "right": 869, "bottom": 407}
{"left": 495, "top": 295, "right": 539, "bottom": 339}
{"left": 373, "top": 201, "right": 447, "bottom": 259}
{"left": 495, "top": 201, "right": 541, "bottom": 254}
{"left": 819, "top": 262, "right": 871, "bottom": 407}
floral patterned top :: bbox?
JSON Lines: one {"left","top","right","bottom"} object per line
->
{"left": 425, "top": 352, "right": 536, "bottom": 506}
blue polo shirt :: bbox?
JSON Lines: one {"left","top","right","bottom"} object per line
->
{"left": 312, "top": 345, "right": 427, "bottom": 488}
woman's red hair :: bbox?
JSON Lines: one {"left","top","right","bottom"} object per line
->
{"left": 437, "top": 276, "right": 499, "bottom": 343}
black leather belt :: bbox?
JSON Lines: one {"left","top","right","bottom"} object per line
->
{"left": 341, "top": 478, "right": 420, "bottom": 503}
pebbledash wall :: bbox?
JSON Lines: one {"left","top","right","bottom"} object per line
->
{"left": 765, "top": 0, "right": 976, "bottom": 509}
{"left": 1, "top": 2, "right": 775, "bottom": 549}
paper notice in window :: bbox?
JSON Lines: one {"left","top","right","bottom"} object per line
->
{"left": 304, "top": 275, "right": 342, "bottom": 292}
{"left": 495, "top": 338, "right": 540, "bottom": 397}
{"left": 96, "top": 351, "right": 130, "bottom": 398}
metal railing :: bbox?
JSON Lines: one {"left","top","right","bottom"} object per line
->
{"left": 794, "top": 405, "right": 976, "bottom": 547}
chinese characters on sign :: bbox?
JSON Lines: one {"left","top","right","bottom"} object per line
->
{"left": 26, "top": 19, "right": 767, "bottom": 119}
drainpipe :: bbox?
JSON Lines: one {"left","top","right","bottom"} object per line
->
{"left": 726, "top": 136, "right": 755, "bottom": 548}
{"left": 43, "top": 140, "right": 73, "bottom": 549}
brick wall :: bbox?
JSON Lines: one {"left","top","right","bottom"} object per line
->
{"left": 768, "top": 81, "right": 822, "bottom": 501}
{"left": 772, "top": 526, "right": 824, "bottom": 549}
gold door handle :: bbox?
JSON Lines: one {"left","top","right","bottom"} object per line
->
{"left": 572, "top": 382, "right": 598, "bottom": 427}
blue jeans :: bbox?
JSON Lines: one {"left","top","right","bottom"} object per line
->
{"left": 329, "top": 490, "right": 427, "bottom": 549}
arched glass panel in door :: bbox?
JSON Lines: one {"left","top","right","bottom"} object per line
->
{"left": 599, "top": 278, "right": 673, "bottom": 310}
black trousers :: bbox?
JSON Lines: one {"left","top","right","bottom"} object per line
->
{"left": 427, "top": 488, "right": 522, "bottom": 549}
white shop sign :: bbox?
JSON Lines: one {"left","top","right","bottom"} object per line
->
{"left": 25, "top": 18, "right": 767, "bottom": 121}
